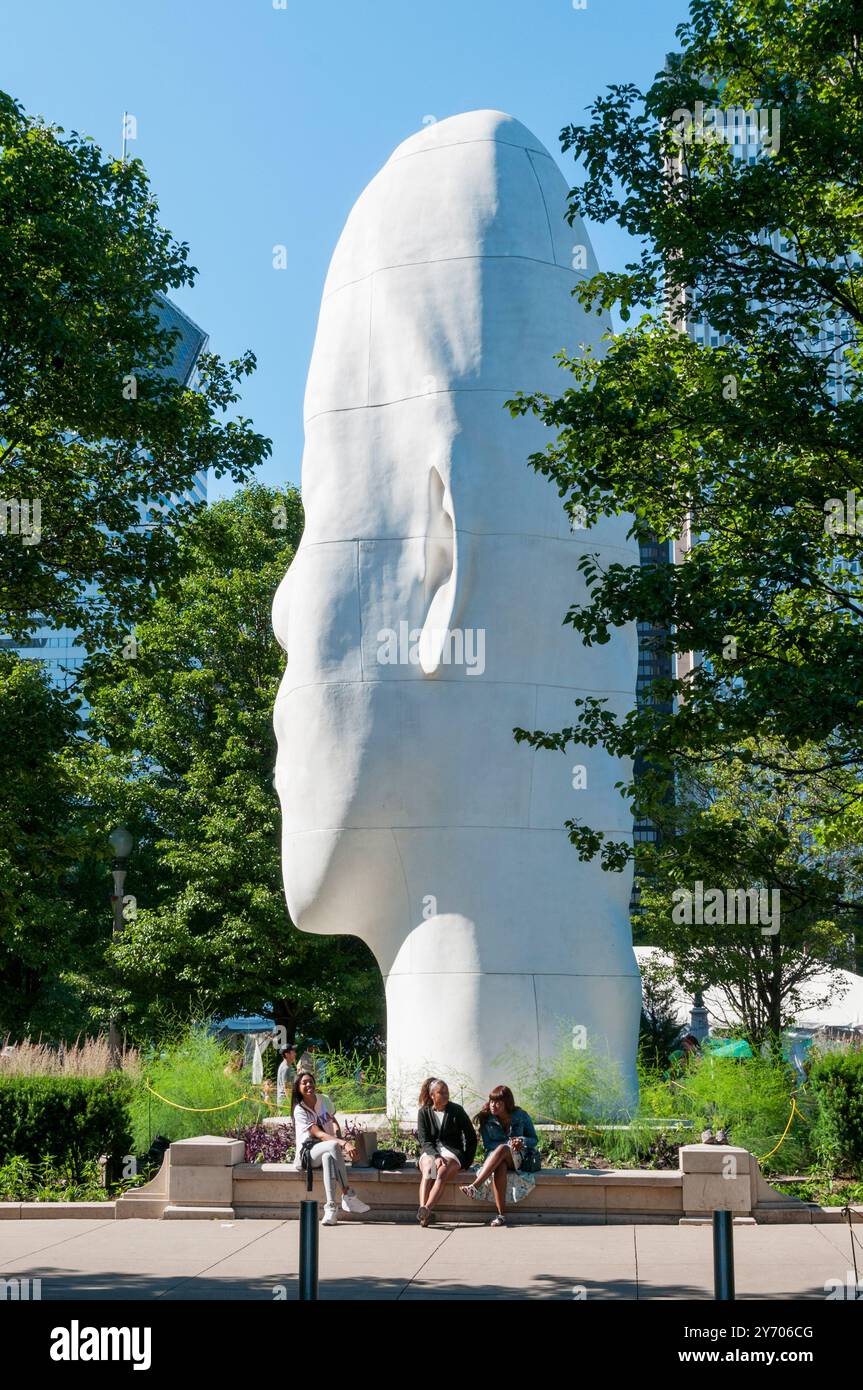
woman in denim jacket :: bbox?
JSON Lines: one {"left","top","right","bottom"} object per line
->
{"left": 460, "top": 1085, "right": 540, "bottom": 1225}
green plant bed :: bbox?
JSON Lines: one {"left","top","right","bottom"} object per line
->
{"left": 535, "top": 1125, "right": 689, "bottom": 1171}
{"left": 0, "top": 1154, "right": 146, "bottom": 1202}
{"left": 771, "top": 1178, "right": 863, "bottom": 1207}
{"left": 507, "top": 1038, "right": 815, "bottom": 1176}
{"left": 637, "top": 1054, "right": 814, "bottom": 1176}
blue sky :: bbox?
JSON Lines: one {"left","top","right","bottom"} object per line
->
{"left": 2, "top": 0, "right": 685, "bottom": 499}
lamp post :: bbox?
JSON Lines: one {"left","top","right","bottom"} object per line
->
{"left": 108, "top": 826, "right": 134, "bottom": 1065}
{"left": 690, "top": 990, "right": 710, "bottom": 1044}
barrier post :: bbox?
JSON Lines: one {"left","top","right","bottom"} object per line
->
{"left": 299, "top": 1158, "right": 319, "bottom": 1300}
{"left": 299, "top": 1200, "right": 319, "bottom": 1300}
{"left": 713, "top": 1210, "right": 735, "bottom": 1301}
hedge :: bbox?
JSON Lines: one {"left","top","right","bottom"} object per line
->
{"left": 0, "top": 1075, "right": 132, "bottom": 1177}
{"left": 808, "top": 1050, "right": 863, "bottom": 1177}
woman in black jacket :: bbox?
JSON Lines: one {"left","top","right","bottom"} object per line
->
{"left": 416, "top": 1078, "right": 477, "bottom": 1227}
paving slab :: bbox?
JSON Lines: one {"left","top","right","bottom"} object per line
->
{"left": 1, "top": 1218, "right": 857, "bottom": 1300}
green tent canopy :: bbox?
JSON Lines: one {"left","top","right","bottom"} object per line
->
{"left": 701, "top": 1037, "right": 753, "bottom": 1058}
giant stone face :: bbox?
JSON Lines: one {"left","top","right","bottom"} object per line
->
{"left": 273, "top": 111, "right": 641, "bottom": 1112}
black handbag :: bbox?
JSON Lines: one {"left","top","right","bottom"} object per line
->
{"left": 300, "top": 1138, "right": 316, "bottom": 1191}
{"left": 370, "top": 1148, "right": 407, "bottom": 1171}
{"left": 521, "top": 1146, "right": 541, "bottom": 1174}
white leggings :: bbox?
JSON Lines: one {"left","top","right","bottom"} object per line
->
{"left": 307, "top": 1140, "right": 348, "bottom": 1206}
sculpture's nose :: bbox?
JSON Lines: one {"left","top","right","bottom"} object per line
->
{"left": 272, "top": 561, "right": 295, "bottom": 656}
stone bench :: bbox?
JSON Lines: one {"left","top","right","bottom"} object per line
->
{"left": 109, "top": 1138, "right": 826, "bottom": 1224}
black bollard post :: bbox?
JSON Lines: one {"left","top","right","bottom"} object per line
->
{"left": 299, "top": 1199, "right": 319, "bottom": 1300}
{"left": 713, "top": 1209, "right": 735, "bottom": 1301}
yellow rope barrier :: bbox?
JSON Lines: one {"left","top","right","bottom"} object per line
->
{"left": 144, "top": 1081, "right": 251, "bottom": 1112}
{"left": 757, "top": 1098, "right": 808, "bottom": 1163}
{"left": 143, "top": 1080, "right": 387, "bottom": 1117}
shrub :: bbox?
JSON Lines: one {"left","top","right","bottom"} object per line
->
{"left": 808, "top": 1049, "right": 863, "bottom": 1177}
{"left": 0, "top": 1075, "right": 132, "bottom": 1176}
{"left": 128, "top": 1023, "right": 267, "bottom": 1151}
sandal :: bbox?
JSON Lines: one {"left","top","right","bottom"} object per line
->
{"left": 417, "top": 1205, "right": 430, "bottom": 1227}
{"left": 459, "top": 1183, "right": 481, "bottom": 1200}
{"left": 490, "top": 1215, "right": 507, "bottom": 1227}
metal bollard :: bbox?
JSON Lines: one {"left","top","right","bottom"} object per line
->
{"left": 713, "top": 1209, "right": 735, "bottom": 1301}
{"left": 299, "top": 1199, "right": 319, "bottom": 1300}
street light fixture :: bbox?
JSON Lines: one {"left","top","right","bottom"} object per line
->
{"left": 108, "top": 825, "right": 134, "bottom": 1064}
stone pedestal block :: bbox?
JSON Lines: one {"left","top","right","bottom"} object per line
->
{"left": 168, "top": 1137, "right": 245, "bottom": 1167}
{"left": 679, "top": 1144, "right": 752, "bottom": 1215}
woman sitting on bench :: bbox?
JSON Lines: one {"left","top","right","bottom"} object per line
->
{"left": 460, "top": 1085, "right": 540, "bottom": 1226}
{"left": 416, "top": 1078, "right": 477, "bottom": 1227}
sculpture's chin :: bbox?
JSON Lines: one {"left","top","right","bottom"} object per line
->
{"left": 280, "top": 825, "right": 411, "bottom": 970}
{"left": 280, "top": 829, "right": 337, "bottom": 934}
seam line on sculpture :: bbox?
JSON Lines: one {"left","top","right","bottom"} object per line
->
{"left": 527, "top": 682, "right": 540, "bottom": 828}
{"left": 383, "top": 972, "right": 642, "bottom": 980}
{"left": 283, "top": 826, "right": 634, "bottom": 836}
{"left": 531, "top": 974, "right": 541, "bottom": 1073}
{"left": 355, "top": 540, "right": 364, "bottom": 682}
{"left": 297, "top": 534, "right": 638, "bottom": 553}
{"left": 388, "top": 136, "right": 554, "bottom": 166}
{"left": 276, "top": 678, "right": 636, "bottom": 698}
{"left": 366, "top": 271, "right": 375, "bottom": 405}
{"left": 525, "top": 149, "right": 557, "bottom": 263}
{"left": 321, "top": 254, "right": 590, "bottom": 303}
{"left": 390, "top": 829, "right": 412, "bottom": 927}
{"left": 305, "top": 387, "right": 556, "bottom": 424}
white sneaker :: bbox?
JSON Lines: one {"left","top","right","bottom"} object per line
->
{"left": 321, "top": 1203, "right": 339, "bottom": 1225}
{"left": 341, "top": 1189, "right": 370, "bottom": 1214}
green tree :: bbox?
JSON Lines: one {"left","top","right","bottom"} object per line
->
{"left": 634, "top": 746, "right": 851, "bottom": 1043}
{"left": 82, "top": 485, "right": 384, "bottom": 1045}
{"left": 510, "top": 0, "right": 863, "bottom": 960}
{"left": 0, "top": 653, "right": 95, "bottom": 1035}
{"left": 0, "top": 89, "right": 269, "bottom": 652}
{"left": 638, "top": 955, "right": 684, "bottom": 1070}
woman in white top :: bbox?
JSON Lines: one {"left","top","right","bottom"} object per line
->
{"left": 291, "top": 1071, "right": 370, "bottom": 1226}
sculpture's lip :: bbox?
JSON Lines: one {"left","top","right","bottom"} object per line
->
{"left": 388, "top": 109, "right": 554, "bottom": 165}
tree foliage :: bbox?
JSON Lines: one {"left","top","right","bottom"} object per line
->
{"left": 0, "top": 88, "right": 269, "bottom": 651}
{"left": 510, "top": 0, "right": 863, "bottom": 978}
{"left": 81, "top": 485, "right": 384, "bottom": 1045}
{"left": 0, "top": 653, "right": 94, "bottom": 1034}
{"left": 634, "top": 746, "right": 852, "bottom": 1041}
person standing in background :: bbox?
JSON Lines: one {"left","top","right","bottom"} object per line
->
{"left": 276, "top": 1043, "right": 298, "bottom": 1106}
{"left": 299, "top": 1041, "right": 327, "bottom": 1087}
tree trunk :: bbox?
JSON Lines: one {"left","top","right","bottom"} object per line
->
{"left": 271, "top": 997, "right": 297, "bottom": 1047}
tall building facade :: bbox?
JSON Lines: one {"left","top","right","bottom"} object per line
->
{"left": 2, "top": 296, "right": 208, "bottom": 692}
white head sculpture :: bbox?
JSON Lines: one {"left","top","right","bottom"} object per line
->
{"left": 273, "top": 110, "right": 641, "bottom": 1114}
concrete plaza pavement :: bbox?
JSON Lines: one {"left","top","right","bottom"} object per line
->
{"left": 1, "top": 1218, "right": 860, "bottom": 1300}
